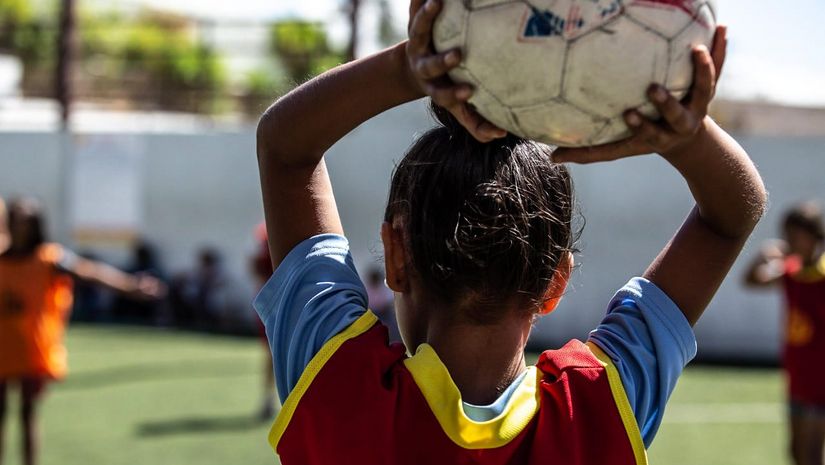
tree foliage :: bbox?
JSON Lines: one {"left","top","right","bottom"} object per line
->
{"left": 0, "top": 0, "right": 226, "bottom": 113}
{"left": 378, "top": 0, "right": 403, "bottom": 48}
{"left": 0, "top": 0, "right": 31, "bottom": 28}
{"left": 82, "top": 9, "right": 226, "bottom": 112}
{"left": 270, "top": 20, "right": 343, "bottom": 85}
{"left": 0, "top": 0, "right": 52, "bottom": 65}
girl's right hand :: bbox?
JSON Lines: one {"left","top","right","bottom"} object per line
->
{"left": 553, "top": 27, "right": 728, "bottom": 164}
{"left": 405, "top": 0, "right": 507, "bottom": 143}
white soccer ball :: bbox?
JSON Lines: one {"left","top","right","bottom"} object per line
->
{"left": 433, "top": 0, "right": 717, "bottom": 147}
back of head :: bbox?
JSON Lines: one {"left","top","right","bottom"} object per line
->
{"left": 385, "top": 103, "right": 577, "bottom": 324}
{"left": 7, "top": 196, "right": 47, "bottom": 255}
{"left": 784, "top": 202, "right": 825, "bottom": 242}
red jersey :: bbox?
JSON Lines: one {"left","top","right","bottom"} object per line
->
{"left": 271, "top": 311, "right": 647, "bottom": 465}
{"left": 782, "top": 254, "right": 825, "bottom": 405}
{"left": 0, "top": 244, "right": 74, "bottom": 380}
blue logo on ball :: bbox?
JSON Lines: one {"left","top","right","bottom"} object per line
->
{"left": 523, "top": 7, "right": 581, "bottom": 38}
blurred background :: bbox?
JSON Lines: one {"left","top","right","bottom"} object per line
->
{"left": 0, "top": 0, "right": 823, "bottom": 464}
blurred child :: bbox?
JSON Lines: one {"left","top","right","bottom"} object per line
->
{"left": 365, "top": 267, "right": 399, "bottom": 342}
{"left": 745, "top": 202, "right": 825, "bottom": 465}
{"left": 253, "top": 1, "right": 766, "bottom": 463}
{"left": 112, "top": 240, "right": 167, "bottom": 325}
{"left": 250, "top": 222, "right": 276, "bottom": 419}
{"left": 169, "top": 248, "right": 228, "bottom": 331}
{"left": 0, "top": 197, "right": 164, "bottom": 465}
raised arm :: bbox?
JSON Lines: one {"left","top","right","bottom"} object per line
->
{"left": 642, "top": 120, "right": 766, "bottom": 325}
{"left": 555, "top": 29, "right": 768, "bottom": 325}
{"left": 256, "top": 43, "right": 418, "bottom": 267}
{"left": 257, "top": 0, "right": 504, "bottom": 268}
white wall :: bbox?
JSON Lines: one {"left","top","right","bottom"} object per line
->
{"left": 1, "top": 101, "right": 823, "bottom": 360}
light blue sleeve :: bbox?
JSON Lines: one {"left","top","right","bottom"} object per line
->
{"left": 253, "top": 234, "right": 367, "bottom": 404}
{"left": 588, "top": 277, "right": 697, "bottom": 448}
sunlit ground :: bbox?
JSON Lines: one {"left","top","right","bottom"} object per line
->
{"left": 3, "top": 326, "right": 785, "bottom": 465}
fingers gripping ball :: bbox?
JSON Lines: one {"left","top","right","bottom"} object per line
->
{"left": 433, "top": 0, "right": 717, "bottom": 147}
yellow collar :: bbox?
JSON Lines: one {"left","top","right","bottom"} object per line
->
{"left": 403, "top": 344, "right": 540, "bottom": 450}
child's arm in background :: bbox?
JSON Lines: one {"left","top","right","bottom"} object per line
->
{"left": 256, "top": 0, "right": 504, "bottom": 267}
{"left": 59, "top": 254, "right": 165, "bottom": 300}
{"left": 555, "top": 29, "right": 768, "bottom": 326}
{"left": 744, "top": 239, "right": 788, "bottom": 287}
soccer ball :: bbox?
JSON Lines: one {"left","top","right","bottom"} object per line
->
{"left": 433, "top": 0, "right": 717, "bottom": 147}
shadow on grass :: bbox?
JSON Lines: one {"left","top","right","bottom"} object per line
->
{"left": 136, "top": 414, "right": 271, "bottom": 437}
{"left": 58, "top": 358, "right": 253, "bottom": 391}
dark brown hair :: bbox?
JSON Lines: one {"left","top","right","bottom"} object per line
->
{"left": 784, "top": 202, "right": 825, "bottom": 241}
{"left": 384, "top": 103, "right": 577, "bottom": 324}
{"left": 6, "top": 197, "right": 47, "bottom": 257}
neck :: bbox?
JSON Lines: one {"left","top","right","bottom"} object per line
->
{"left": 425, "top": 312, "right": 531, "bottom": 405}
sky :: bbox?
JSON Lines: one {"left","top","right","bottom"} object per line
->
{"left": 138, "top": 0, "right": 825, "bottom": 107}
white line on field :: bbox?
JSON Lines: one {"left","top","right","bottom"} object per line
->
{"left": 663, "top": 402, "right": 784, "bottom": 424}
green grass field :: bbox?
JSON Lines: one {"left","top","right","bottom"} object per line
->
{"left": 2, "top": 325, "right": 787, "bottom": 465}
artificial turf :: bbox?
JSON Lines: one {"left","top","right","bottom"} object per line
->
{"left": 1, "top": 325, "right": 786, "bottom": 465}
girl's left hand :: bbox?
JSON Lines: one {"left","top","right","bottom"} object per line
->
{"left": 553, "top": 26, "right": 728, "bottom": 164}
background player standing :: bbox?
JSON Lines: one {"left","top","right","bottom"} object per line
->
{"left": 251, "top": 222, "right": 276, "bottom": 419}
{"left": 745, "top": 202, "right": 825, "bottom": 465}
{"left": 365, "top": 267, "right": 399, "bottom": 343}
{"left": 0, "top": 197, "right": 164, "bottom": 465}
